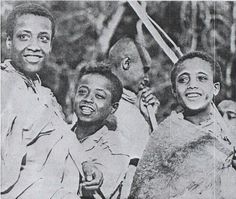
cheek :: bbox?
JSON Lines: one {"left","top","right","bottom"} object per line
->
{"left": 175, "top": 85, "right": 186, "bottom": 98}
{"left": 203, "top": 85, "right": 214, "bottom": 100}
{"left": 74, "top": 96, "right": 82, "bottom": 107}
{"left": 12, "top": 39, "right": 29, "bottom": 51}
{"left": 98, "top": 102, "right": 111, "bottom": 113}
{"left": 41, "top": 43, "right": 51, "bottom": 54}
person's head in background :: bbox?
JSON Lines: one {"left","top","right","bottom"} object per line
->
{"left": 74, "top": 63, "right": 123, "bottom": 131}
{"left": 171, "top": 51, "right": 222, "bottom": 118}
{"left": 6, "top": 3, "right": 55, "bottom": 77}
{"left": 218, "top": 100, "right": 236, "bottom": 140}
{"left": 108, "top": 37, "right": 151, "bottom": 94}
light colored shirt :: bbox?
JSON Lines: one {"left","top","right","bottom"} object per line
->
{"left": 114, "top": 89, "right": 150, "bottom": 159}
{"left": 1, "top": 60, "right": 82, "bottom": 198}
{"left": 72, "top": 125, "right": 130, "bottom": 198}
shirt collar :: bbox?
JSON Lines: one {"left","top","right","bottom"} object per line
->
{"left": 122, "top": 88, "right": 137, "bottom": 104}
{"left": 3, "top": 59, "right": 41, "bottom": 92}
{"left": 71, "top": 124, "right": 109, "bottom": 144}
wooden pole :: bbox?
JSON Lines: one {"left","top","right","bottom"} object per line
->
{"left": 128, "top": 1, "right": 179, "bottom": 64}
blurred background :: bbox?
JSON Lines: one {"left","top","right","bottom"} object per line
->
{"left": 1, "top": 1, "right": 236, "bottom": 123}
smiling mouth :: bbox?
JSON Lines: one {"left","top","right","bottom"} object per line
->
{"left": 80, "top": 105, "right": 95, "bottom": 115}
{"left": 24, "top": 55, "right": 43, "bottom": 63}
{"left": 185, "top": 92, "right": 202, "bottom": 99}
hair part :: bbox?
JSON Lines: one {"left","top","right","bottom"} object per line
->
{"left": 77, "top": 62, "right": 123, "bottom": 104}
{"left": 6, "top": 3, "right": 55, "bottom": 39}
{"left": 171, "top": 51, "right": 222, "bottom": 90}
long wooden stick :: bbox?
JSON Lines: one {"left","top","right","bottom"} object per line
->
{"left": 128, "top": 1, "right": 179, "bottom": 63}
{"left": 128, "top": 1, "right": 233, "bottom": 138}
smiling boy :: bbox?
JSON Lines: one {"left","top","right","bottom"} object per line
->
{"left": 1, "top": 3, "right": 102, "bottom": 198}
{"left": 71, "top": 65, "right": 130, "bottom": 198}
{"left": 130, "top": 51, "right": 236, "bottom": 199}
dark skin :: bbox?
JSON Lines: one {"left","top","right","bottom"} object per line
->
{"left": 81, "top": 161, "right": 104, "bottom": 192}
{"left": 74, "top": 74, "right": 119, "bottom": 193}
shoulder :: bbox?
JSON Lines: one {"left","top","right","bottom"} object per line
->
{"left": 115, "top": 98, "right": 150, "bottom": 134}
{"left": 103, "top": 128, "right": 130, "bottom": 156}
{"left": 38, "top": 85, "right": 65, "bottom": 119}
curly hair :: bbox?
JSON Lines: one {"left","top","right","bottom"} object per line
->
{"left": 171, "top": 51, "right": 222, "bottom": 90}
{"left": 6, "top": 3, "right": 55, "bottom": 39}
{"left": 77, "top": 62, "right": 123, "bottom": 104}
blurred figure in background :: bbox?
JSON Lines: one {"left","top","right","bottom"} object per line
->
{"left": 108, "top": 37, "right": 159, "bottom": 198}
{"left": 218, "top": 100, "right": 236, "bottom": 143}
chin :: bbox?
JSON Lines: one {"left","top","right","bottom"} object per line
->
{"left": 184, "top": 103, "right": 210, "bottom": 114}
{"left": 25, "top": 64, "right": 43, "bottom": 73}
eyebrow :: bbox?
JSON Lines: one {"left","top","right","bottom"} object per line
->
{"left": 16, "top": 30, "right": 51, "bottom": 35}
{"left": 78, "top": 85, "right": 88, "bottom": 89}
{"left": 16, "top": 30, "right": 31, "bottom": 34}
{"left": 95, "top": 88, "right": 107, "bottom": 94}
{"left": 177, "top": 72, "right": 189, "bottom": 77}
{"left": 39, "top": 32, "right": 51, "bottom": 35}
{"left": 78, "top": 86, "right": 107, "bottom": 94}
{"left": 197, "top": 72, "right": 208, "bottom": 76}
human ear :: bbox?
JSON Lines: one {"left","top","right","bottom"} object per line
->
{"left": 213, "top": 82, "right": 220, "bottom": 96}
{"left": 121, "top": 57, "right": 131, "bottom": 71}
{"left": 6, "top": 36, "right": 12, "bottom": 50}
{"left": 111, "top": 102, "right": 119, "bottom": 114}
{"left": 171, "top": 86, "right": 177, "bottom": 97}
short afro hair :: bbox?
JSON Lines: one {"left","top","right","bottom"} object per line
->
{"left": 77, "top": 62, "right": 123, "bottom": 104}
{"left": 171, "top": 51, "right": 222, "bottom": 90}
{"left": 6, "top": 3, "right": 55, "bottom": 39}
{"left": 108, "top": 37, "right": 151, "bottom": 70}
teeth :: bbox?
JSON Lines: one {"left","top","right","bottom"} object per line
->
{"left": 81, "top": 106, "right": 94, "bottom": 115}
{"left": 187, "top": 93, "right": 200, "bottom": 98}
{"left": 25, "top": 56, "right": 41, "bottom": 63}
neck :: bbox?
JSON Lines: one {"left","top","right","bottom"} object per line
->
{"left": 75, "top": 120, "right": 103, "bottom": 140}
{"left": 112, "top": 69, "right": 138, "bottom": 94}
{"left": 11, "top": 61, "right": 38, "bottom": 80}
{"left": 183, "top": 105, "right": 212, "bottom": 125}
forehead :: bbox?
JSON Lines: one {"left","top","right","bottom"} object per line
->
{"left": 14, "top": 14, "right": 52, "bottom": 34}
{"left": 78, "top": 74, "right": 113, "bottom": 93}
{"left": 176, "top": 57, "right": 213, "bottom": 76}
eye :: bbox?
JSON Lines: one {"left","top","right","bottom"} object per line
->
{"left": 39, "top": 35, "right": 50, "bottom": 43}
{"left": 17, "top": 33, "right": 30, "bottom": 41}
{"left": 227, "top": 112, "right": 236, "bottom": 120}
{"left": 198, "top": 75, "right": 208, "bottom": 82}
{"left": 95, "top": 93, "right": 105, "bottom": 99}
{"left": 177, "top": 75, "right": 189, "bottom": 84}
{"left": 77, "top": 88, "right": 88, "bottom": 96}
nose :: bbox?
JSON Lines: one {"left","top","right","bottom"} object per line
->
{"left": 27, "top": 37, "right": 40, "bottom": 51}
{"left": 143, "top": 75, "right": 150, "bottom": 87}
{"left": 143, "top": 65, "right": 150, "bottom": 74}
{"left": 83, "top": 93, "right": 94, "bottom": 103}
{"left": 188, "top": 77, "right": 198, "bottom": 89}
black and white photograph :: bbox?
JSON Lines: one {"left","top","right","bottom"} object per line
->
{"left": 1, "top": 1, "right": 236, "bottom": 198}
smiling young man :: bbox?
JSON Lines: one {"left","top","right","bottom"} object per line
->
{"left": 71, "top": 65, "right": 130, "bottom": 198}
{"left": 130, "top": 51, "right": 236, "bottom": 199}
{"left": 1, "top": 3, "right": 102, "bottom": 198}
